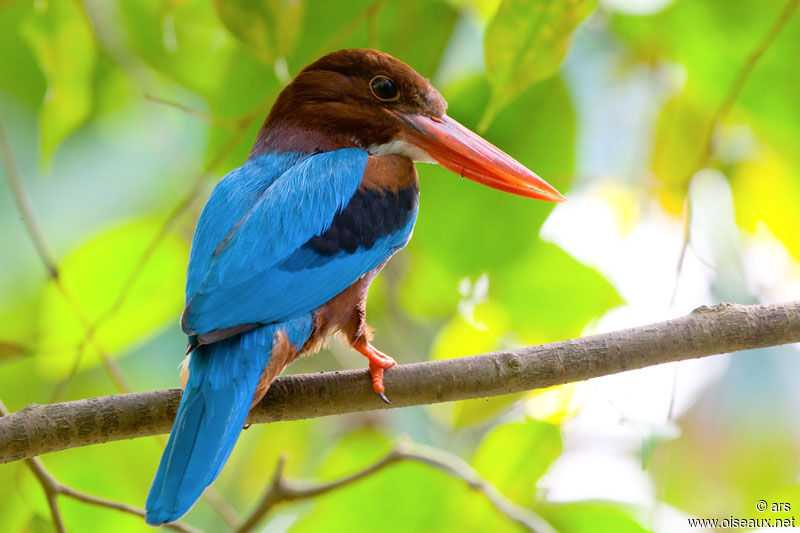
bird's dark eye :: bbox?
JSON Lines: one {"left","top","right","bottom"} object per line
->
{"left": 369, "top": 75, "right": 400, "bottom": 102}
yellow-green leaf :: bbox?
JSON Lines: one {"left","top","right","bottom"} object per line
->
{"left": 651, "top": 94, "right": 710, "bottom": 214}
{"left": 36, "top": 218, "right": 188, "bottom": 380}
{"left": 21, "top": 0, "right": 96, "bottom": 163}
{"left": 524, "top": 382, "right": 582, "bottom": 424}
{"left": 732, "top": 149, "right": 800, "bottom": 261}
{"left": 482, "top": 0, "right": 595, "bottom": 130}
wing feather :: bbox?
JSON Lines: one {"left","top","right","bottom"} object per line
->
{"left": 182, "top": 148, "right": 417, "bottom": 337}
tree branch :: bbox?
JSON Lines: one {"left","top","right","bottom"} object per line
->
{"left": 1, "top": 301, "right": 798, "bottom": 464}
{"left": 0, "top": 400, "right": 198, "bottom": 533}
{"left": 235, "top": 440, "right": 556, "bottom": 533}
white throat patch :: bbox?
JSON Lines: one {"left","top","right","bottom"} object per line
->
{"left": 367, "top": 138, "right": 436, "bottom": 164}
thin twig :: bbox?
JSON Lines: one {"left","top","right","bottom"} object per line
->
{"left": 0, "top": 115, "right": 132, "bottom": 393}
{"left": 0, "top": 399, "right": 198, "bottom": 533}
{"left": 144, "top": 94, "right": 241, "bottom": 128}
{"left": 203, "top": 485, "right": 242, "bottom": 527}
{"left": 0, "top": 119, "right": 59, "bottom": 279}
{"left": 686, "top": 0, "right": 799, "bottom": 182}
{"left": 23, "top": 455, "right": 67, "bottom": 533}
{"left": 401, "top": 443, "right": 558, "bottom": 533}
{"left": 235, "top": 441, "right": 555, "bottom": 533}
{"left": 672, "top": 0, "right": 800, "bottom": 293}
{"left": 55, "top": 485, "right": 200, "bottom": 533}
{"left": 49, "top": 341, "right": 87, "bottom": 402}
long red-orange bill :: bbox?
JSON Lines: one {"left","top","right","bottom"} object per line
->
{"left": 393, "top": 112, "right": 565, "bottom": 202}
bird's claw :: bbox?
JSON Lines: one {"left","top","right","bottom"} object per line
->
{"left": 354, "top": 339, "right": 397, "bottom": 403}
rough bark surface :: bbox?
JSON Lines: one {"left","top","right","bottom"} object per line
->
{"left": 2, "top": 301, "right": 799, "bottom": 464}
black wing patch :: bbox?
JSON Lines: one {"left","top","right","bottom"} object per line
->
{"left": 303, "top": 184, "right": 418, "bottom": 256}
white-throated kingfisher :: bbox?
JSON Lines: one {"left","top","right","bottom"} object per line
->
{"left": 145, "top": 49, "right": 564, "bottom": 525}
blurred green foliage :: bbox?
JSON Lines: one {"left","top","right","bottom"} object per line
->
{"left": 1, "top": 0, "right": 799, "bottom": 532}
{"left": 21, "top": 0, "right": 96, "bottom": 164}
{"left": 482, "top": 0, "right": 596, "bottom": 129}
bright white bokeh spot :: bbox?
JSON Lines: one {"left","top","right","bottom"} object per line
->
{"left": 600, "top": 0, "right": 674, "bottom": 15}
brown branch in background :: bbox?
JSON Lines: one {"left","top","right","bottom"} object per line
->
{"left": 51, "top": 484, "right": 200, "bottom": 533}
{"left": 143, "top": 94, "right": 242, "bottom": 128}
{"left": 2, "top": 301, "right": 798, "bottom": 464}
{"left": 0, "top": 116, "right": 132, "bottom": 393}
{"left": 24, "top": 455, "right": 66, "bottom": 533}
{"left": 202, "top": 486, "right": 242, "bottom": 528}
{"left": 0, "top": 400, "right": 198, "bottom": 533}
{"left": 0, "top": 120, "right": 60, "bottom": 279}
{"left": 672, "top": 0, "right": 800, "bottom": 293}
{"left": 235, "top": 441, "right": 556, "bottom": 533}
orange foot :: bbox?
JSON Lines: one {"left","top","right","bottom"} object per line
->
{"left": 353, "top": 339, "right": 396, "bottom": 404}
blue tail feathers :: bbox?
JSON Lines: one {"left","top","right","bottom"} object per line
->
{"left": 145, "top": 316, "right": 312, "bottom": 525}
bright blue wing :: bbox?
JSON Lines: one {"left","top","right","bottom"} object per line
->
{"left": 182, "top": 148, "right": 416, "bottom": 335}
{"left": 184, "top": 150, "right": 307, "bottom": 297}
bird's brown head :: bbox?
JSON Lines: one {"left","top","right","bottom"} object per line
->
{"left": 254, "top": 49, "right": 564, "bottom": 202}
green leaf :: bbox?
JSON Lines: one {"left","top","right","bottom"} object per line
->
{"left": 286, "top": 0, "right": 458, "bottom": 78}
{"left": 497, "top": 242, "right": 622, "bottom": 343}
{"left": 285, "top": 0, "right": 374, "bottom": 72}
{"left": 651, "top": 93, "right": 711, "bottom": 214}
{"left": 376, "top": 0, "right": 459, "bottom": 79}
{"left": 21, "top": 0, "right": 97, "bottom": 163}
{"left": 0, "top": 1, "right": 45, "bottom": 106}
{"left": 451, "top": 0, "right": 503, "bottom": 21}
{"left": 732, "top": 151, "right": 800, "bottom": 261}
{"left": 213, "top": 0, "right": 305, "bottom": 65}
{"left": 538, "top": 501, "right": 652, "bottom": 533}
{"left": 430, "top": 302, "right": 510, "bottom": 361}
{"left": 36, "top": 218, "right": 188, "bottom": 380}
{"left": 472, "top": 419, "right": 562, "bottom": 506}
{"left": 118, "top": 0, "right": 248, "bottom": 99}
{"left": 0, "top": 462, "right": 33, "bottom": 532}
{"left": 482, "top": 0, "right": 596, "bottom": 130}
